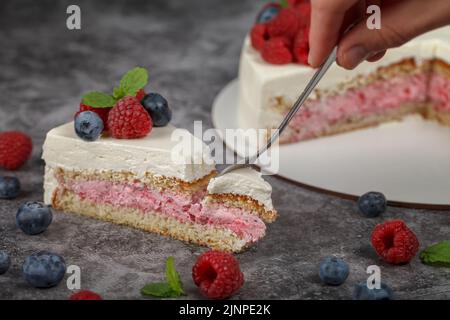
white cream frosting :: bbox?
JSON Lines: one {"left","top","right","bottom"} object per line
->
{"left": 44, "top": 166, "right": 58, "bottom": 205}
{"left": 207, "top": 167, "right": 274, "bottom": 210}
{"left": 42, "top": 122, "right": 216, "bottom": 183}
{"left": 238, "top": 26, "right": 450, "bottom": 130}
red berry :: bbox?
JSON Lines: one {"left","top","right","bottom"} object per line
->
{"left": 192, "top": 251, "right": 244, "bottom": 300}
{"left": 276, "top": 36, "right": 292, "bottom": 47}
{"left": 371, "top": 220, "right": 419, "bottom": 265}
{"left": 294, "top": 25, "right": 309, "bottom": 48}
{"left": 267, "top": 8, "right": 300, "bottom": 40}
{"left": 69, "top": 290, "right": 102, "bottom": 300}
{"left": 135, "top": 88, "right": 146, "bottom": 102}
{"left": 293, "top": 26, "right": 310, "bottom": 65}
{"left": 107, "top": 96, "right": 152, "bottom": 139}
{"left": 250, "top": 24, "right": 269, "bottom": 51}
{"left": 262, "top": 37, "right": 293, "bottom": 65}
{"left": 287, "top": 0, "right": 309, "bottom": 7}
{"left": 293, "top": 45, "right": 309, "bottom": 65}
{"left": 296, "top": 2, "right": 311, "bottom": 28}
{"left": 0, "top": 131, "right": 32, "bottom": 170}
{"left": 79, "top": 103, "right": 111, "bottom": 132}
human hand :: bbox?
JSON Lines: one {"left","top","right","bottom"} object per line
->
{"left": 308, "top": 0, "right": 450, "bottom": 69}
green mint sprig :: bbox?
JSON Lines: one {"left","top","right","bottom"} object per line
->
{"left": 81, "top": 91, "right": 116, "bottom": 108}
{"left": 119, "top": 67, "right": 148, "bottom": 98}
{"left": 81, "top": 67, "right": 149, "bottom": 108}
{"left": 141, "top": 257, "right": 185, "bottom": 298}
{"left": 420, "top": 241, "right": 450, "bottom": 267}
{"left": 141, "top": 282, "right": 176, "bottom": 298}
{"left": 165, "top": 256, "right": 185, "bottom": 295}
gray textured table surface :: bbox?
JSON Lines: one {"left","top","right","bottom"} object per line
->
{"left": 0, "top": 0, "right": 449, "bottom": 300}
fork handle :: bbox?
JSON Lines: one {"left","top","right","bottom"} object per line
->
{"left": 245, "top": 47, "right": 338, "bottom": 164}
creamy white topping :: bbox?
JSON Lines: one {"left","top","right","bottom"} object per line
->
{"left": 207, "top": 167, "right": 274, "bottom": 210}
{"left": 43, "top": 166, "right": 58, "bottom": 205}
{"left": 42, "top": 122, "right": 216, "bottom": 182}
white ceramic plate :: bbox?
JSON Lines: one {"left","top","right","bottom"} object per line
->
{"left": 212, "top": 79, "right": 450, "bottom": 208}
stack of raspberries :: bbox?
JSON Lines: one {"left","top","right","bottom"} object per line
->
{"left": 251, "top": 0, "right": 311, "bottom": 65}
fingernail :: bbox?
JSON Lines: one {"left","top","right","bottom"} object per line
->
{"left": 343, "top": 45, "right": 368, "bottom": 69}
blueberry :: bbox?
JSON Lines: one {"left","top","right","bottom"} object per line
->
{"left": 319, "top": 256, "right": 350, "bottom": 286}
{"left": 0, "top": 251, "right": 11, "bottom": 275}
{"left": 353, "top": 282, "right": 394, "bottom": 300}
{"left": 358, "top": 192, "right": 387, "bottom": 218}
{"left": 22, "top": 251, "right": 66, "bottom": 288}
{"left": 256, "top": 5, "right": 280, "bottom": 24}
{"left": 0, "top": 176, "right": 21, "bottom": 199}
{"left": 141, "top": 93, "right": 172, "bottom": 127}
{"left": 16, "top": 201, "right": 53, "bottom": 235}
{"left": 74, "top": 111, "right": 104, "bottom": 141}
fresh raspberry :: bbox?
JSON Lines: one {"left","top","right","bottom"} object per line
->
{"left": 293, "top": 26, "right": 310, "bottom": 65}
{"left": 135, "top": 88, "right": 146, "bottom": 102}
{"left": 107, "top": 96, "right": 152, "bottom": 139}
{"left": 267, "top": 8, "right": 300, "bottom": 40}
{"left": 250, "top": 24, "right": 269, "bottom": 51}
{"left": 0, "top": 132, "right": 32, "bottom": 170}
{"left": 294, "top": 25, "right": 309, "bottom": 48}
{"left": 371, "top": 220, "right": 419, "bottom": 265}
{"left": 79, "top": 103, "right": 111, "bottom": 132}
{"left": 295, "top": 2, "right": 311, "bottom": 28}
{"left": 262, "top": 37, "right": 293, "bottom": 65}
{"left": 287, "top": 0, "right": 309, "bottom": 6}
{"left": 192, "top": 251, "right": 244, "bottom": 300}
{"left": 293, "top": 43, "right": 309, "bottom": 65}
{"left": 275, "top": 36, "right": 292, "bottom": 47}
{"left": 69, "top": 290, "right": 102, "bottom": 300}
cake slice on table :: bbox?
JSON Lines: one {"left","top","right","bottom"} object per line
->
{"left": 42, "top": 67, "right": 277, "bottom": 252}
{"left": 240, "top": 1, "right": 450, "bottom": 143}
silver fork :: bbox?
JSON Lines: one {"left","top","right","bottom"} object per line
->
{"left": 219, "top": 47, "right": 338, "bottom": 176}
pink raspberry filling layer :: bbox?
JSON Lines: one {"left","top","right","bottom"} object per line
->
{"left": 429, "top": 74, "right": 450, "bottom": 112}
{"left": 63, "top": 179, "right": 266, "bottom": 243}
{"left": 286, "top": 74, "right": 450, "bottom": 142}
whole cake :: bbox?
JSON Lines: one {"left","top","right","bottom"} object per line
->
{"left": 239, "top": 1, "right": 450, "bottom": 143}
{"left": 42, "top": 68, "right": 277, "bottom": 252}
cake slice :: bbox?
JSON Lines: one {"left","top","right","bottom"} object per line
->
{"left": 42, "top": 123, "right": 277, "bottom": 252}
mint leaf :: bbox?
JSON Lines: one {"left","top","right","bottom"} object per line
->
{"left": 141, "top": 283, "right": 175, "bottom": 298}
{"left": 81, "top": 91, "right": 115, "bottom": 108}
{"left": 280, "top": 0, "right": 289, "bottom": 8}
{"left": 140, "top": 257, "right": 185, "bottom": 299}
{"left": 420, "top": 241, "right": 450, "bottom": 267}
{"left": 112, "top": 86, "right": 124, "bottom": 100}
{"left": 119, "top": 67, "right": 148, "bottom": 97}
{"left": 165, "top": 257, "right": 184, "bottom": 295}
